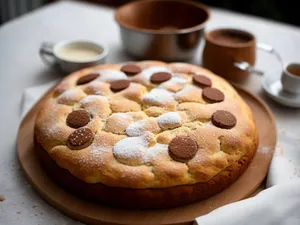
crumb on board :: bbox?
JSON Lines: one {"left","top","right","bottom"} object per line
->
{"left": 0, "top": 195, "right": 6, "bottom": 202}
{"left": 17, "top": 211, "right": 22, "bottom": 214}
{"left": 32, "top": 205, "right": 38, "bottom": 209}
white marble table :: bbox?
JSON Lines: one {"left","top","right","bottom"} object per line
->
{"left": 0, "top": 1, "right": 300, "bottom": 224}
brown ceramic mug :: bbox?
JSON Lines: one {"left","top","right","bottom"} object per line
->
{"left": 202, "top": 28, "right": 256, "bottom": 82}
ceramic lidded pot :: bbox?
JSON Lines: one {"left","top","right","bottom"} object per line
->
{"left": 202, "top": 28, "right": 256, "bottom": 82}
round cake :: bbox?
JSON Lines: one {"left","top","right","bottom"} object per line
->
{"left": 34, "top": 61, "right": 258, "bottom": 208}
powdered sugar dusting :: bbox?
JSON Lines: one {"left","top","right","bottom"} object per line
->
{"left": 160, "top": 76, "right": 187, "bottom": 87}
{"left": 106, "top": 113, "right": 133, "bottom": 133}
{"left": 175, "top": 86, "right": 194, "bottom": 95}
{"left": 192, "top": 152, "right": 207, "bottom": 164}
{"left": 113, "top": 133, "right": 151, "bottom": 165}
{"left": 80, "top": 95, "right": 109, "bottom": 114}
{"left": 97, "top": 70, "right": 127, "bottom": 82}
{"left": 126, "top": 119, "right": 147, "bottom": 137}
{"left": 39, "top": 109, "right": 66, "bottom": 138}
{"left": 78, "top": 141, "right": 110, "bottom": 166}
{"left": 144, "top": 143, "right": 168, "bottom": 162}
{"left": 142, "top": 88, "right": 174, "bottom": 106}
{"left": 41, "top": 120, "right": 62, "bottom": 136}
{"left": 80, "top": 95, "right": 108, "bottom": 105}
{"left": 169, "top": 64, "right": 195, "bottom": 74}
{"left": 91, "top": 145, "right": 110, "bottom": 157}
{"left": 141, "top": 66, "right": 171, "bottom": 83}
{"left": 90, "top": 143, "right": 110, "bottom": 159}
{"left": 110, "top": 112, "right": 132, "bottom": 121}
{"left": 157, "top": 112, "right": 182, "bottom": 129}
{"left": 58, "top": 88, "right": 79, "bottom": 100}
{"left": 85, "top": 80, "right": 109, "bottom": 96}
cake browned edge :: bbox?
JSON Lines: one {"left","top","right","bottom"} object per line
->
{"left": 35, "top": 135, "right": 258, "bottom": 209}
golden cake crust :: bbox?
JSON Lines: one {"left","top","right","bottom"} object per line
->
{"left": 35, "top": 141, "right": 255, "bottom": 208}
{"left": 35, "top": 61, "right": 258, "bottom": 194}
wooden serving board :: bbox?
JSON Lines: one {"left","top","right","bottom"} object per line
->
{"left": 17, "top": 84, "right": 276, "bottom": 225}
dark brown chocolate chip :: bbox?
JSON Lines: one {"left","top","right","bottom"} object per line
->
{"left": 110, "top": 79, "right": 131, "bottom": 92}
{"left": 193, "top": 75, "right": 212, "bottom": 87}
{"left": 77, "top": 73, "right": 99, "bottom": 85}
{"left": 66, "top": 110, "right": 90, "bottom": 128}
{"left": 150, "top": 72, "right": 172, "bottom": 84}
{"left": 67, "top": 127, "right": 94, "bottom": 150}
{"left": 168, "top": 136, "right": 198, "bottom": 162}
{"left": 202, "top": 87, "right": 225, "bottom": 103}
{"left": 212, "top": 110, "right": 237, "bottom": 129}
{"left": 120, "top": 64, "right": 142, "bottom": 76}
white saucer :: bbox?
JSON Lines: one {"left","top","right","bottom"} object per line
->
{"left": 262, "top": 72, "right": 300, "bottom": 108}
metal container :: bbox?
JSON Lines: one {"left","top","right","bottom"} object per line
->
{"left": 115, "top": 0, "right": 210, "bottom": 61}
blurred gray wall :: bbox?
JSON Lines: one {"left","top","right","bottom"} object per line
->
{"left": 0, "top": 0, "right": 48, "bottom": 25}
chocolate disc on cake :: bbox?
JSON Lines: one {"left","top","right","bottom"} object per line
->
{"left": 34, "top": 61, "right": 258, "bottom": 209}
{"left": 212, "top": 110, "right": 237, "bottom": 129}
{"left": 110, "top": 80, "right": 131, "bottom": 92}
{"left": 193, "top": 75, "right": 212, "bottom": 87}
{"left": 150, "top": 72, "right": 172, "bottom": 83}
{"left": 121, "top": 64, "right": 142, "bottom": 76}
{"left": 67, "top": 127, "right": 94, "bottom": 150}
{"left": 168, "top": 136, "right": 198, "bottom": 162}
{"left": 202, "top": 87, "right": 225, "bottom": 103}
{"left": 66, "top": 110, "right": 90, "bottom": 128}
{"left": 77, "top": 73, "right": 99, "bottom": 85}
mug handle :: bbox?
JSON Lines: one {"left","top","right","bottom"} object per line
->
{"left": 233, "top": 43, "right": 282, "bottom": 75}
{"left": 39, "top": 42, "right": 57, "bottom": 67}
{"left": 256, "top": 42, "right": 283, "bottom": 67}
